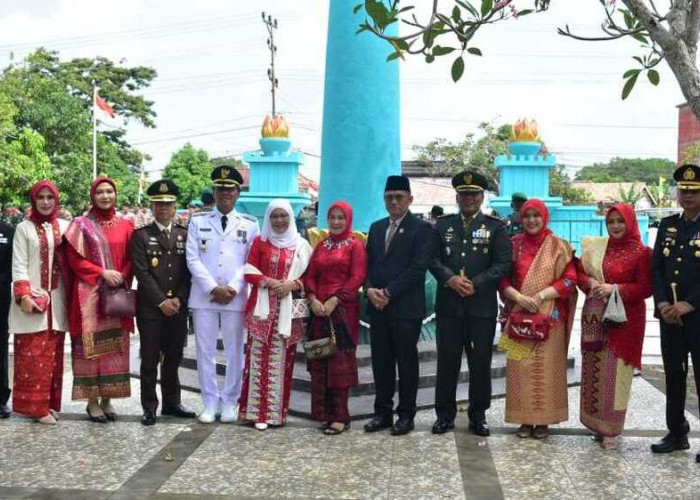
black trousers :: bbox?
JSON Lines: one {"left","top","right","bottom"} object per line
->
{"left": 137, "top": 314, "right": 188, "bottom": 413}
{"left": 434, "top": 315, "right": 496, "bottom": 423}
{"left": 660, "top": 316, "right": 700, "bottom": 436}
{"left": 0, "top": 307, "right": 9, "bottom": 405}
{"left": 369, "top": 315, "right": 422, "bottom": 420}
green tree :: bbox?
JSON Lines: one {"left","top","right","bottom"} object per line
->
{"left": 414, "top": 123, "right": 588, "bottom": 204}
{"left": 358, "top": 0, "right": 700, "bottom": 119}
{"left": 613, "top": 183, "right": 643, "bottom": 205}
{"left": 0, "top": 49, "right": 156, "bottom": 211}
{"left": 550, "top": 166, "right": 593, "bottom": 205}
{"left": 163, "top": 144, "right": 215, "bottom": 208}
{"left": 575, "top": 157, "right": 677, "bottom": 186}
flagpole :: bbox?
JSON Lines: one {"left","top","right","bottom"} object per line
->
{"left": 92, "top": 86, "right": 97, "bottom": 179}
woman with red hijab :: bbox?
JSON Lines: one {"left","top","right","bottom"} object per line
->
{"left": 576, "top": 203, "right": 651, "bottom": 449}
{"left": 304, "top": 201, "right": 367, "bottom": 434}
{"left": 9, "top": 181, "right": 69, "bottom": 424}
{"left": 498, "top": 199, "right": 578, "bottom": 439}
{"left": 65, "top": 176, "right": 134, "bottom": 423}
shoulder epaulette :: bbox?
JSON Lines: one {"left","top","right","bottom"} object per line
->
{"left": 240, "top": 213, "right": 258, "bottom": 222}
{"left": 485, "top": 213, "right": 507, "bottom": 224}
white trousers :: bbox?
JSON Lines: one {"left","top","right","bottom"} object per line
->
{"left": 192, "top": 309, "right": 246, "bottom": 408}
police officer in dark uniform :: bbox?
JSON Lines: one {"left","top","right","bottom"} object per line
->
{"left": 429, "top": 170, "right": 512, "bottom": 436}
{"left": 651, "top": 164, "right": 700, "bottom": 463}
{"left": 0, "top": 221, "right": 14, "bottom": 418}
{"left": 129, "top": 179, "right": 196, "bottom": 426}
{"left": 506, "top": 192, "right": 527, "bottom": 237}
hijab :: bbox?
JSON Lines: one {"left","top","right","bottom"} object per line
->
{"left": 89, "top": 176, "right": 117, "bottom": 221}
{"left": 519, "top": 198, "right": 553, "bottom": 247}
{"left": 29, "top": 180, "right": 60, "bottom": 225}
{"left": 606, "top": 203, "right": 642, "bottom": 249}
{"left": 260, "top": 199, "right": 300, "bottom": 249}
{"left": 327, "top": 201, "right": 354, "bottom": 242}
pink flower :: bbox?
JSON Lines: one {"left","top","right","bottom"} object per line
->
{"left": 509, "top": 4, "right": 519, "bottom": 18}
{"left": 495, "top": 0, "right": 512, "bottom": 7}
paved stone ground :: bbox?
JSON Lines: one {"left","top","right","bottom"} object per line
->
{"left": 1, "top": 364, "right": 699, "bottom": 500}
{"left": 2, "top": 295, "right": 699, "bottom": 500}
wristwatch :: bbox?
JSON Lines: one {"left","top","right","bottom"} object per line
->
{"left": 538, "top": 291, "right": 546, "bottom": 302}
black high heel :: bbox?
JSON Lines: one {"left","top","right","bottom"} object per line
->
{"left": 86, "top": 404, "right": 107, "bottom": 424}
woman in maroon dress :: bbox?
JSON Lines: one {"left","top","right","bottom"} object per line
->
{"left": 305, "top": 201, "right": 367, "bottom": 434}
{"left": 576, "top": 203, "right": 652, "bottom": 449}
{"left": 65, "top": 177, "right": 134, "bottom": 423}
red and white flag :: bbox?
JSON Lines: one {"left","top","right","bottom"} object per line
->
{"left": 94, "top": 93, "right": 116, "bottom": 123}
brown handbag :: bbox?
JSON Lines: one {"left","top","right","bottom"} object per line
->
{"left": 304, "top": 316, "right": 337, "bottom": 360}
{"left": 99, "top": 282, "right": 136, "bottom": 318}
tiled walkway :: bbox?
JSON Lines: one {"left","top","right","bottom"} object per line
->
{"left": 0, "top": 373, "right": 698, "bottom": 500}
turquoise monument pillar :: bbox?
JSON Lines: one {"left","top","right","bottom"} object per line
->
{"left": 318, "top": 0, "right": 400, "bottom": 231}
{"left": 238, "top": 118, "right": 311, "bottom": 223}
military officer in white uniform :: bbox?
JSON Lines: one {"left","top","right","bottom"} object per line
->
{"left": 186, "top": 166, "right": 259, "bottom": 423}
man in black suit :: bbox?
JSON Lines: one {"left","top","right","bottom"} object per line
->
{"left": 0, "top": 222, "right": 14, "bottom": 418}
{"left": 129, "top": 180, "right": 196, "bottom": 426}
{"left": 650, "top": 164, "right": 700, "bottom": 464}
{"left": 429, "top": 170, "right": 511, "bottom": 436}
{"left": 364, "top": 175, "right": 434, "bottom": 436}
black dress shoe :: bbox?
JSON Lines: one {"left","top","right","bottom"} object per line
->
{"left": 468, "top": 420, "right": 491, "bottom": 437}
{"left": 431, "top": 418, "right": 455, "bottom": 435}
{"left": 364, "top": 415, "right": 393, "bottom": 432}
{"left": 0, "top": 404, "right": 10, "bottom": 419}
{"left": 141, "top": 411, "right": 156, "bottom": 426}
{"left": 86, "top": 405, "right": 107, "bottom": 424}
{"left": 162, "top": 404, "right": 196, "bottom": 418}
{"left": 390, "top": 417, "right": 415, "bottom": 436}
{"left": 650, "top": 433, "right": 690, "bottom": 453}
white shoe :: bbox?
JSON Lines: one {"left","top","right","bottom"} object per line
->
{"left": 197, "top": 406, "right": 218, "bottom": 424}
{"left": 219, "top": 404, "right": 239, "bottom": 423}
{"left": 255, "top": 422, "right": 268, "bottom": 431}
{"left": 36, "top": 414, "right": 57, "bottom": 425}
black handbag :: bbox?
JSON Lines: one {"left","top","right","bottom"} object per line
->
{"left": 304, "top": 316, "right": 337, "bottom": 360}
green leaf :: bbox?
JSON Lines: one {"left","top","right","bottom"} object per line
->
{"left": 648, "top": 69, "right": 660, "bottom": 85}
{"left": 393, "top": 39, "right": 409, "bottom": 51}
{"left": 386, "top": 51, "right": 401, "bottom": 62}
{"left": 353, "top": 3, "right": 363, "bottom": 14}
{"left": 631, "top": 32, "right": 648, "bottom": 44}
{"left": 622, "top": 69, "right": 640, "bottom": 79}
{"left": 517, "top": 9, "right": 533, "bottom": 16}
{"left": 451, "top": 56, "right": 465, "bottom": 82}
{"left": 456, "top": 0, "right": 480, "bottom": 18}
{"left": 452, "top": 5, "right": 462, "bottom": 22}
{"left": 481, "top": 0, "right": 493, "bottom": 17}
{"left": 621, "top": 72, "right": 639, "bottom": 100}
{"left": 425, "top": 54, "right": 436, "bottom": 63}
{"left": 467, "top": 47, "right": 482, "bottom": 56}
{"left": 433, "top": 45, "right": 456, "bottom": 56}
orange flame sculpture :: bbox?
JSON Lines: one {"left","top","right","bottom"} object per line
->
{"left": 510, "top": 118, "right": 540, "bottom": 142}
{"left": 261, "top": 114, "right": 290, "bottom": 138}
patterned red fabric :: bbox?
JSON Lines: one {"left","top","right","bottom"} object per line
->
{"left": 576, "top": 209, "right": 652, "bottom": 369}
{"left": 243, "top": 237, "right": 305, "bottom": 344}
{"left": 238, "top": 337, "right": 296, "bottom": 425}
{"left": 304, "top": 228, "right": 366, "bottom": 420}
{"left": 66, "top": 217, "right": 134, "bottom": 335}
{"left": 12, "top": 330, "right": 65, "bottom": 418}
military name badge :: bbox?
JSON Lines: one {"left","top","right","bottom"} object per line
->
{"left": 151, "top": 257, "right": 159, "bottom": 267}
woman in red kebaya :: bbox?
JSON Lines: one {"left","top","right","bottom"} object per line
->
{"left": 305, "top": 201, "right": 367, "bottom": 435}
